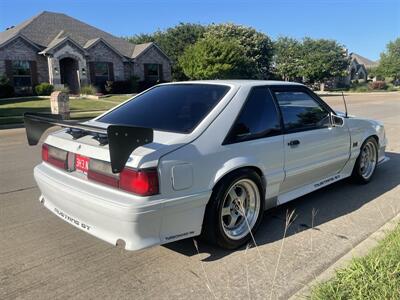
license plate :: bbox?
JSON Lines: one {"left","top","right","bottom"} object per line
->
{"left": 75, "top": 154, "right": 89, "bottom": 174}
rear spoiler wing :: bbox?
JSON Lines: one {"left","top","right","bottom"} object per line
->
{"left": 24, "top": 113, "right": 153, "bottom": 173}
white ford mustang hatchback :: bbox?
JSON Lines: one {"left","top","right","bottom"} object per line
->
{"left": 25, "top": 80, "right": 388, "bottom": 250}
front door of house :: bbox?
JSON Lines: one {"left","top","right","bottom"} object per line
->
{"left": 60, "top": 57, "right": 79, "bottom": 94}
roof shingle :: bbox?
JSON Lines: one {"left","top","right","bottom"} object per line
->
{"left": 0, "top": 11, "right": 152, "bottom": 59}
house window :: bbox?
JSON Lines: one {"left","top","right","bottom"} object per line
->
{"left": 12, "top": 60, "right": 32, "bottom": 88}
{"left": 144, "top": 64, "right": 162, "bottom": 82}
{"left": 94, "top": 62, "right": 110, "bottom": 86}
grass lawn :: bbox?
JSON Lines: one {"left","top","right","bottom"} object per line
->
{"left": 310, "top": 223, "right": 400, "bottom": 299}
{"left": 0, "top": 95, "right": 131, "bottom": 125}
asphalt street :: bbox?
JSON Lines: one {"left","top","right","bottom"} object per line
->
{"left": 1, "top": 92, "right": 399, "bottom": 299}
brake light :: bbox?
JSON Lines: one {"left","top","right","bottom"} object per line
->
{"left": 42, "top": 143, "right": 67, "bottom": 169}
{"left": 42, "top": 144, "right": 49, "bottom": 161}
{"left": 41, "top": 145, "right": 159, "bottom": 196}
{"left": 88, "top": 159, "right": 118, "bottom": 187}
{"left": 119, "top": 168, "right": 159, "bottom": 196}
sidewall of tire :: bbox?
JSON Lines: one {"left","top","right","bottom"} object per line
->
{"left": 202, "top": 169, "right": 265, "bottom": 249}
{"left": 352, "top": 137, "right": 378, "bottom": 184}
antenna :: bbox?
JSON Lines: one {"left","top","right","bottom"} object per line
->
{"left": 341, "top": 91, "right": 348, "bottom": 118}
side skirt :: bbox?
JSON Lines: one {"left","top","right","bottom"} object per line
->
{"left": 277, "top": 173, "right": 351, "bottom": 206}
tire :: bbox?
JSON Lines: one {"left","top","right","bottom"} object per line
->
{"left": 201, "top": 168, "right": 264, "bottom": 249}
{"left": 351, "top": 137, "right": 378, "bottom": 184}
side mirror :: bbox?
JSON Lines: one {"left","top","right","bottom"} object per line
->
{"left": 330, "top": 113, "right": 344, "bottom": 127}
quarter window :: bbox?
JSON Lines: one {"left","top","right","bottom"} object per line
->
{"left": 225, "top": 87, "right": 281, "bottom": 144}
{"left": 274, "top": 91, "right": 330, "bottom": 132}
{"left": 98, "top": 84, "right": 230, "bottom": 134}
{"left": 12, "top": 60, "right": 32, "bottom": 88}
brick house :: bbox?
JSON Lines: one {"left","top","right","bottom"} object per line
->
{"left": 0, "top": 11, "right": 171, "bottom": 94}
{"left": 330, "top": 52, "right": 378, "bottom": 89}
{"left": 348, "top": 53, "right": 378, "bottom": 82}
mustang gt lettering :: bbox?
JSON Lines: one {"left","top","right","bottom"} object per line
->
{"left": 54, "top": 208, "right": 91, "bottom": 231}
{"left": 24, "top": 80, "right": 389, "bottom": 250}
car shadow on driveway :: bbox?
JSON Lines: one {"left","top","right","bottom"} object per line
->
{"left": 164, "top": 151, "right": 400, "bottom": 261}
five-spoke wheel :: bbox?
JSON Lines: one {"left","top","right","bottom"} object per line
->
{"left": 220, "top": 179, "right": 261, "bottom": 240}
{"left": 202, "top": 169, "right": 264, "bottom": 249}
{"left": 352, "top": 137, "right": 378, "bottom": 183}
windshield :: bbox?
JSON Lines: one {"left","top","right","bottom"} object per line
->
{"left": 98, "top": 84, "right": 230, "bottom": 133}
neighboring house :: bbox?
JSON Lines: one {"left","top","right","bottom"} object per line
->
{"left": 0, "top": 11, "right": 171, "bottom": 94}
{"left": 332, "top": 52, "right": 378, "bottom": 88}
{"left": 348, "top": 52, "right": 378, "bottom": 82}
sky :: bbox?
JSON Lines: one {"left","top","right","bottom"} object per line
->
{"left": 0, "top": 0, "right": 399, "bottom": 61}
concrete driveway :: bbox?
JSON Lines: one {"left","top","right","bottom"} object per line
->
{"left": 1, "top": 92, "right": 399, "bottom": 299}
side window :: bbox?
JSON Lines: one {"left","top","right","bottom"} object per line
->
{"left": 274, "top": 91, "right": 330, "bottom": 132}
{"left": 225, "top": 87, "right": 281, "bottom": 144}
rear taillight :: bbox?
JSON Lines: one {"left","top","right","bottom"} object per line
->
{"left": 88, "top": 159, "right": 119, "bottom": 187}
{"left": 88, "top": 158, "right": 159, "bottom": 196}
{"left": 41, "top": 144, "right": 158, "bottom": 196}
{"left": 119, "top": 168, "right": 159, "bottom": 196}
{"left": 42, "top": 144, "right": 49, "bottom": 161}
{"left": 42, "top": 143, "right": 68, "bottom": 169}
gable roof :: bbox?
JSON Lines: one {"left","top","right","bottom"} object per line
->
{"left": 0, "top": 11, "right": 162, "bottom": 59}
{"left": 350, "top": 52, "right": 378, "bottom": 68}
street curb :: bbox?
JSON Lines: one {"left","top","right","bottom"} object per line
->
{"left": 289, "top": 212, "right": 400, "bottom": 300}
{"left": 317, "top": 91, "right": 400, "bottom": 95}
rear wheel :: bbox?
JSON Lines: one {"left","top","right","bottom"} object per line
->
{"left": 202, "top": 169, "right": 264, "bottom": 249}
{"left": 352, "top": 137, "right": 378, "bottom": 184}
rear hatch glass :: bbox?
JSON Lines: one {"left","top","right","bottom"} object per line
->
{"left": 97, "top": 84, "right": 230, "bottom": 133}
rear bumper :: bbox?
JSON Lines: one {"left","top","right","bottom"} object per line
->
{"left": 34, "top": 163, "right": 210, "bottom": 251}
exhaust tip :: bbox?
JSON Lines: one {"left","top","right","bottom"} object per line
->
{"left": 116, "top": 239, "right": 126, "bottom": 249}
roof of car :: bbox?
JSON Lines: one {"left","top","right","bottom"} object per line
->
{"left": 163, "top": 80, "right": 304, "bottom": 87}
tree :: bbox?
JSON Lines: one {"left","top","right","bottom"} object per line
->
{"left": 273, "top": 37, "right": 303, "bottom": 81}
{"left": 204, "top": 23, "right": 274, "bottom": 79}
{"left": 179, "top": 37, "right": 252, "bottom": 80}
{"left": 376, "top": 38, "right": 400, "bottom": 80}
{"left": 126, "top": 23, "right": 206, "bottom": 80}
{"left": 125, "top": 33, "right": 156, "bottom": 44}
{"left": 301, "top": 38, "right": 349, "bottom": 89}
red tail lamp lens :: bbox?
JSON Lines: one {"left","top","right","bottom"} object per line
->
{"left": 42, "top": 143, "right": 67, "bottom": 169}
{"left": 87, "top": 159, "right": 119, "bottom": 187}
{"left": 119, "top": 168, "right": 159, "bottom": 196}
{"left": 42, "top": 144, "right": 49, "bottom": 161}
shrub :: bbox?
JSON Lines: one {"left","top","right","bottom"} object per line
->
{"left": 104, "top": 76, "right": 140, "bottom": 94}
{"left": 138, "top": 80, "right": 166, "bottom": 92}
{"left": 80, "top": 84, "right": 97, "bottom": 95}
{"left": 105, "top": 80, "right": 130, "bottom": 94}
{"left": 54, "top": 85, "right": 70, "bottom": 94}
{"left": 34, "top": 82, "right": 54, "bottom": 96}
{"left": 0, "top": 76, "right": 14, "bottom": 98}
{"left": 350, "top": 82, "right": 369, "bottom": 92}
{"left": 129, "top": 76, "right": 140, "bottom": 93}
{"left": 369, "top": 81, "right": 387, "bottom": 90}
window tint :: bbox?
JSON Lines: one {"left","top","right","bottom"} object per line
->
{"left": 98, "top": 84, "right": 230, "bottom": 133}
{"left": 274, "top": 91, "right": 330, "bottom": 132}
{"left": 226, "top": 87, "right": 281, "bottom": 143}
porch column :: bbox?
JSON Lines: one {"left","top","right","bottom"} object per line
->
{"left": 47, "top": 56, "right": 61, "bottom": 85}
{"left": 77, "top": 57, "right": 88, "bottom": 86}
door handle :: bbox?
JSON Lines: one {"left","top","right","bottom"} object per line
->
{"left": 288, "top": 140, "right": 300, "bottom": 146}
